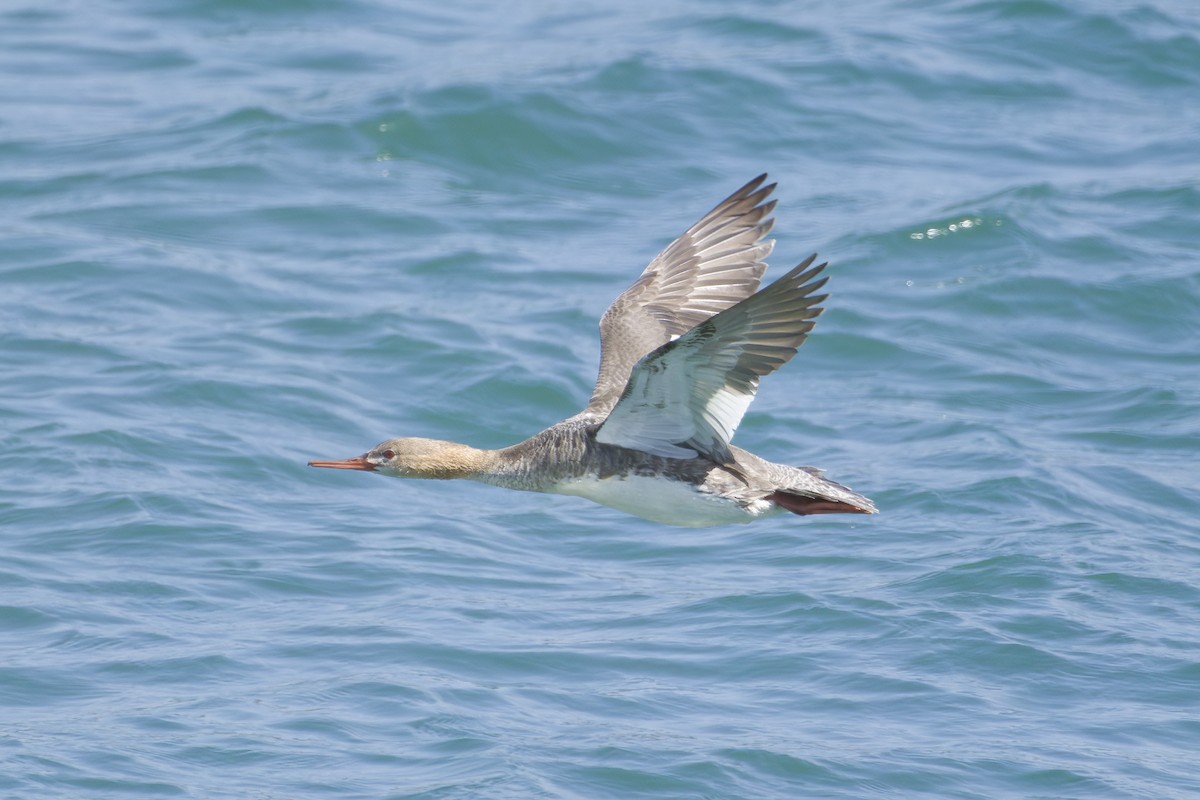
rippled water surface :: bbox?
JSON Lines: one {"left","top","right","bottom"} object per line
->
{"left": 3, "top": 1, "right": 1199, "bottom": 798}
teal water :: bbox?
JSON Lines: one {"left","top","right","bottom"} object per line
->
{"left": 3, "top": 1, "right": 1198, "bottom": 797}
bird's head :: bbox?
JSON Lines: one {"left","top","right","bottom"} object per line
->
{"left": 308, "top": 437, "right": 488, "bottom": 480}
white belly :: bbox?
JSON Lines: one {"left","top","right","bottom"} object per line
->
{"left": 549, "top": 473, "right": 778, "bottom": 527}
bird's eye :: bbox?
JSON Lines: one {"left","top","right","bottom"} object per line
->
{"left": 381, "top": 449, "right": 395, "bottom": 459}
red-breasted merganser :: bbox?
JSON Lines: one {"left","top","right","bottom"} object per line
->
{"left": 309, "top": 175, "right": 876, "bottom": 526}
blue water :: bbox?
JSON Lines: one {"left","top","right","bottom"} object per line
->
{"left": 3, "top": 1, "right": 1198, "bottom": 797}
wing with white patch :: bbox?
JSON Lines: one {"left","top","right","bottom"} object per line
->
{"left": 585, "top": 175, "right": 778, "bottom": 417}
{"left": 595, "top": 255, "right": 828, "bottom": 463}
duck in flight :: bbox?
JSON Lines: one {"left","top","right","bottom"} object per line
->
{"left": 309, "top": 175, "right": 876, "bottom": 527}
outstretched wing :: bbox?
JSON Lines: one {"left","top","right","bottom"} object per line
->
{"left": 594, "top": 256, "right": 828, "bottom": 464}
{"left": 585, "top": 174, "right": 778, "bottom": 417}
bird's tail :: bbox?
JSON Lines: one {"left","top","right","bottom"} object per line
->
{"left": 768, "top": 472, "right": 877, "bottom": 516}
